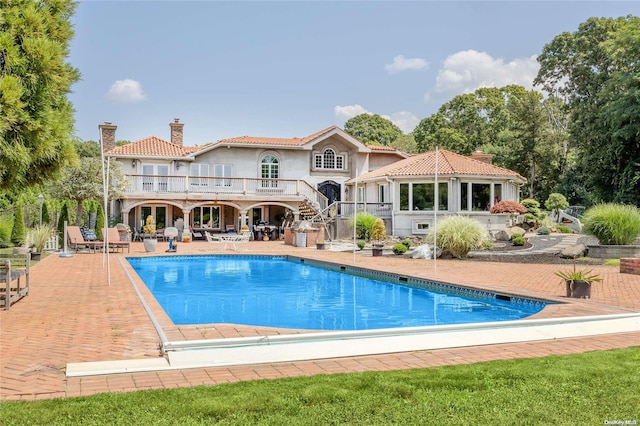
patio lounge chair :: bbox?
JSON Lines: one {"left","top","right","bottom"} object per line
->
{"left": 104, "top": 228, "right": 131, "bottom": 253}
{"left": 205, "top": 231, "right": 250, "bottom": 251}
{"left": 67, "top": 226, "right": 103, "bottom": 253}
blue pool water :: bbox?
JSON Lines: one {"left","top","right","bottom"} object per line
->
{"left": 127, "top": 255, "right": 546, "bottom": 330}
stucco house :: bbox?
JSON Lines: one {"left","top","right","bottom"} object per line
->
{"left": 101, "top": 120, "right": 407, "bottom": 237}
{"left": 102, "top": 120, "right": 526, "bottom": 239}
{"left": 347, "top": 149, "right": 527, "bottom": 236}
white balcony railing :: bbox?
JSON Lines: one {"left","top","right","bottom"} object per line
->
{"left": 123, "top": 175, "right": 328, "bottom": 210}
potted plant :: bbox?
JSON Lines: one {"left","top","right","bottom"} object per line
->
{"left": 143, "top": 215, "right": 157, "bottom": 252}
{"left": 370, "top": 218, "right": 386, "bottom": 257}
{"left": 27, "top": 224, "right": 55, "bottom": 261}
{"left": 555, "top": 266, "right": 602, "bottom": 299}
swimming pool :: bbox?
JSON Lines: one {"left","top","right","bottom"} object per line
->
{"left": 127, "top": 255, "right": 547, "bottom": 331}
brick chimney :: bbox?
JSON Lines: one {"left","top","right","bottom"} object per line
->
{"left": 99, "top": 122, "right": 117, "bottom": 152}
{"left": 470, "top": 150, "right": 494, "bottom": 165}
{"left": 170, "top": 118, "right": 184, "bottom": 146}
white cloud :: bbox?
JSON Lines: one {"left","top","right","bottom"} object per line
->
{"left": 106, "top": 79, "right": 146, "bottom": 103}
{"left": 425, "top": 50, "right": 539, "bottom": 102}
{"left": 334, "top": 104, "right": 370, "bottom": 120}
{"left": 334, "top": 105, "right": 419, "bottom": 134}
{"left": 385, "top": 55, "right": 429, "bottom": 74}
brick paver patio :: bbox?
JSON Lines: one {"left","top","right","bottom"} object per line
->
{"left": 1, "top": 240, "right": 639, "bottom": 401}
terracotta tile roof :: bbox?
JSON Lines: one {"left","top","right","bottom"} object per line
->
{"left": 351, "top": 149, "right": 527, "bottom": 182}
{"left": 367, "top": 144, "right": 399, "bottom": 152}
{"left": 216, "top": 126, "right": 339, "bottom": 147}
{"left": 107, "top": 136, "right": 195, "bottom": 158}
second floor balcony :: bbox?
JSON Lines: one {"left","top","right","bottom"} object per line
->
{"left": 122, "top": 175, "right": 328, "bottom": 209}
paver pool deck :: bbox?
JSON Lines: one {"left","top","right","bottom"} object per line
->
{"left": 1, "top": 240, "right": 639, "bottom": 401}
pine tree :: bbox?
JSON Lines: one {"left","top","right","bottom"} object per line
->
{"left": 0, "top": 0, "right": 80, "bottom": 191}
{"left": 95, "top": 203, "right": 105, "bottom": 241}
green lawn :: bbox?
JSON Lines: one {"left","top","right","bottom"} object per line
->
{"left": 2, "top": 347, "right": 639, "bottom": 425}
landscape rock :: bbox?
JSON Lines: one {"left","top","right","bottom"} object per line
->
{"left": 560, "top": 243, "right": 586, "bottom": 259}
{"left": 495, "top": 226, "right": 527, "bottom": 241}
{"left": 411, "top": 244, "right": 434, "bottom": 259}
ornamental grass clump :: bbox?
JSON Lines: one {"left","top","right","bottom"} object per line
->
{"left": 427, "top": 215, "right": 489, "bottom": 258}
{"left": 582, "top": 203, "right": 640, "bottom": 245}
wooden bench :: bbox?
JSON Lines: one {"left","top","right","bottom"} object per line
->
{"left": 0, "top": 253, "right": 30, "bottom": 310}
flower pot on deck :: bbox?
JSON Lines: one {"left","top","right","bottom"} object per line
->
{"left": 567, "top": 280, "right": 592, "bottom": 299}
{"left": 143, "top": 238, "right": 157, "bottom": 253}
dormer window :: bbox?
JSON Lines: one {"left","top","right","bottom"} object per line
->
{"left": 314, "top": 148, "right": 345, "bottom": 170}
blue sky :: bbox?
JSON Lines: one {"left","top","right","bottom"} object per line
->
{"left": 69, "top": 1, "right": 640, "bottom": 145}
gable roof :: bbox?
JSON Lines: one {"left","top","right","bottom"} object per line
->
{"left": 350, "top": 149, "right": 526, "bottom": 183}
{"left": 105, "top": 125, "right": 407, "bottom": 160}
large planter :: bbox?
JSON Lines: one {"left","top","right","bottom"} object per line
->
{"left": 30, "top": 252, "right": 42, "bottom": 261}
{"left": 143, "top": 238, "right": 157, "bottom": 253}
{"left": 566, "top": 280, "right": 592, "bottom": 299}
{"left": 587, "top": 245, "right": 640, "bottom": 259}
{"left": 372, "top": 244, "right": 384, "bottom": 257}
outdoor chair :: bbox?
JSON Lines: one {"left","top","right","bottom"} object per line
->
{"left": 104, "top": 228, "right": 131, "bottom": 253}
{"left": 66, "top": 226, "right": 103, "bottom": 253}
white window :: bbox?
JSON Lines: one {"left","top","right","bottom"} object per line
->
{"left": 142, "top": 164, "right": 169, "bottom": 192}
{"left": 261, "top": 155, "right": 279, "bottom": 188}
{"left": 213, "top": 164, "right": 232, "bottom": 186}
{"left": 314, "top": 148, "right": 345, "bottom": 170}
{"left": 190, "top": 163, "right": 209, "bottom": 188}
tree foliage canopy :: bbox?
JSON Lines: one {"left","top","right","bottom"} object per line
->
{"left": 535, "top": 15, "right": 640, "bottom": 206}
{"left": 0, "top": 0, "right": 80, "bottom": 191}
{"left": 344, "top": 114, "right": 403, "bottom": 146}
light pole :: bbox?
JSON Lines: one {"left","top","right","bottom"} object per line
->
{"left": 38, "top": 193, "right": 44, "bottom": 226}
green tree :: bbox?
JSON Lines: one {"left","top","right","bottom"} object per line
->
{"left": 535, "top": 16, "right": 640, "bottom": 206}
{"left": 344, "top": 114, "right": 403, "bottom": 146}
{"left": 41, "top": 201, "right": 50, "bottom": 225}
{"left": 0, "top": 0, "right": 80, "bottom": 191}
{"left": 390, "top": 133, "right": 418, "bottom": 154}
{"left": 10, "top": 202, "right": 25, "bottom": 245}
{"left": 57, "top": 202, "right": 68, "bottom": 244}
{"left": 49, "top": 157, "right": 124, "bottom": 226}
{"left": 73, "top": 140, "right": 101, "bottom": 158}
{"left": 95, "top": 202, "right": 105, "bottom": 241}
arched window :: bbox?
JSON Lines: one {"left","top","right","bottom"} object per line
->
{"left": 261, "top": 155, "right": 279, "bottom": 187}
{"left": 323, "top": 149, "right": 335, "bottom": 169}
{"left": 314, "top": 148, "right": 345, "bottom": 170}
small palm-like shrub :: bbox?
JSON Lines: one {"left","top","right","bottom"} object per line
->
{"left": 27, "top": 224, "right": 56, "bottom": 253}
{"left": 350, "top": 212, "right": 377, "bottom": 241}
{"left": 537, "top": 226, "right": 551, "bottom": 235}
{"left": 582, "top": 203, "right": 640, "bottom": 245}
{"left": 427, "top": 215, "right": 489, "bottom": 258}
{"left": 392, "top": 243, "right": 407, "bottom": 255}
{"left": 401, "top": 239, "right": 411, "bottom": 249}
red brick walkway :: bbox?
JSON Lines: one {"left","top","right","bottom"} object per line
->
{"left": 2, "top": 240, "right": 639, "bottom": 401}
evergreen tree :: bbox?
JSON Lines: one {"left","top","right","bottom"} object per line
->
{"left": 95, "top": 203, "right": 105, "bottom": 241}
{"left": 10, "top": 203, "right": 26, "bottom": 246}
{"left": 0, "top": 0, "right": 80, "bottom": 191}
{"left": 57, "top": 202, "right": 69, "bottom": 245}
{"left": 41, "top": 201, "right": 51, "bottom": 225}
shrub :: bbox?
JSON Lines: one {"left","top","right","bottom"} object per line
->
{"left": 392, "top": 243, "right": 407, "bottom": 255}
{"left": 357, "top": 240, "right": 365, "bottom": 250}
{"left": 371, "top": 218, "right": 386, "bottom": 242}
{"left": 95, "top": 203, "right": 105, "bottom": 241}
{"left": 489, "top": 200, "right": 527, "bottom": 214}
{"left": 582, "top": 203, "right": 640, "bottom": 245}
{"left": 544, "top": 193, "right": 569, "bottom": 215}
{"left": 401, "top": 239, "right": 411, "bottom": 249}
{"left": 350, "top": 212, "right": 377, "bottom": 241}
{"left": 11, "top": 203, "right": 26, "bottom": 246}
{"left": 556, "top": 225, "right": 574, "bottom": 234}
{"left": 537, "top": 226, "right": 551, "bottom": 235}
{"left": 521, "top": 198, "right": 544, "bottom": 228}
{"left": 510, "top": 232, "right": 524, "bottom": 241}
{"left": 426, "top": 215, "right": 489, "bottom": 258}
{"left": 512, "top": 235, "right": 526, "bottom": 246}
{"left": 0, "top": 214, "right": 12, "bottom": 248}
{"left": 27, "top": 224, "right": 56, "bottom": 253}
